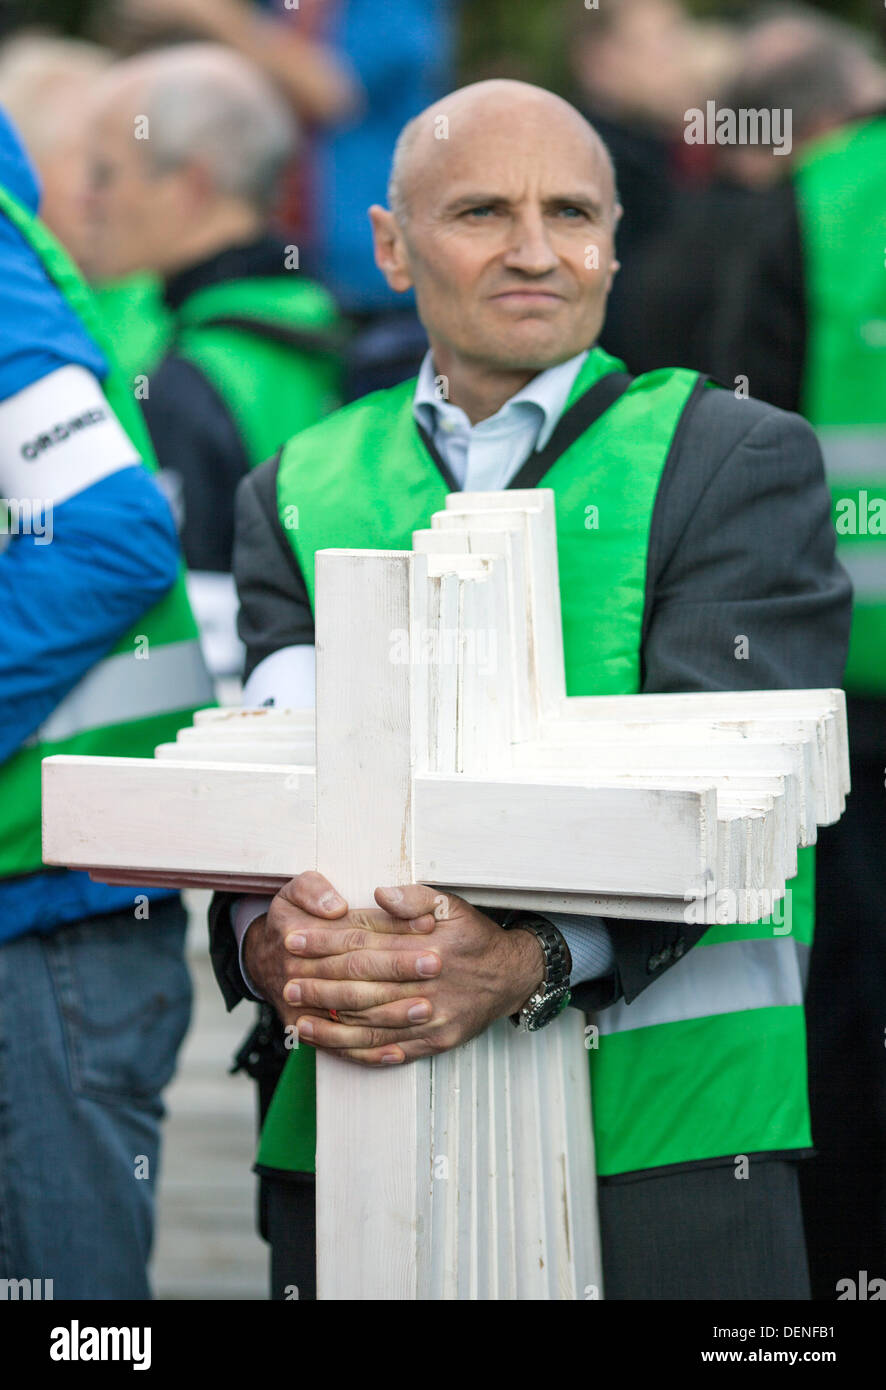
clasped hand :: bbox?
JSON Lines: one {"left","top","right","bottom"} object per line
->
{"left": 242, "top": 872, "right": 545, "bottom": 1066}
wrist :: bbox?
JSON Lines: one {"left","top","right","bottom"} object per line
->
{"left": 241, "top": 912, "right": 268, "bottom": 997}
{"left": 498, "top": 912, "right": 573, "bottom": 1031}
{"left": 502, "top": 927, "right": 547, "bottom": 1017}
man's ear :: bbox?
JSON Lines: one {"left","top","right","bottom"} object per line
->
{"left": 181, "top": 158, "right": 214, "bottom": 208}
{"left": 369, "top": 205, "right": 414, "bottom": 293}
{"left": 605, "top": 203, "right": 623, "bottom": 293}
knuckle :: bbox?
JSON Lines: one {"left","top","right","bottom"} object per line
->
{"left": 391, "top": 954, "right": 413, "bottom": 982}
{"left": 346, "top": 952, "right": 369, "bottom": 981}
{"left": 297, "top": 870, "right": 326, "bottom": 895}
{"left": 343, "top": 928, "right": 367, "bottom": 954}
{"left": 278, "top": 876, "right": 305, "bottom": 906}
{"left": 280, "top": 870, "right": 324, "bottom": 911}
{"left": 294, "top": 977, "right": 314, "bottom": 1004}
{"left": 344, "top": 1050, "right": 372, "bottom": 1067}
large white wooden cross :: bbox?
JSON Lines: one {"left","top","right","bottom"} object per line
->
{"left": 42, "top": 489, "right": 849, "bottom": 1300}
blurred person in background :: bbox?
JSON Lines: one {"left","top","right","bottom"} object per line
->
{"left": 614, "top": 4, "right": 884, "bottom": 379}
{"left": 86, "top": 43, "right": 344, "bottom": 685}
{"left": 0, "top": 33, "right": 110, "bottom": 266}
{"left": 711, "top": 4, "right": 886, "bottom": 1302}
{"left": 566, "top": 0, "right": 710, "bottom": 366}
{"left": 0, "top": 31, "right": 174, "bottom": 384}
{"left": 0, "top": 104, "right": 211, "bottom": 1298}
{"left": 98, "top": 0, "right": 455, "bottom": 397}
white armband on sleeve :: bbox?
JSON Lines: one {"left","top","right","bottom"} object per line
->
{"left": 242, "top": 644, "right": 316, "bottom": 709}
{"left": 0, "top": 364, "right": 142, "bottom": 505}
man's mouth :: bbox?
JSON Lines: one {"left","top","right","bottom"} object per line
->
{"left": 490, "top": 290, "right": 564, "bottom": 306}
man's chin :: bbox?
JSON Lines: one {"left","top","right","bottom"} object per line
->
{"left": 476, "top": 329, "right": 591, "bottom": 374}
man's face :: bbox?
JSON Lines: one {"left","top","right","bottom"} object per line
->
{"left": 84, "top": 101, "right": 188, "bottom": 281}
{"left": 374, "top": 108, "right": 620, "bottom": 375}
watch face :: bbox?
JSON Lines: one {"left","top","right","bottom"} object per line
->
{"left": 526, "top": 987, "right": 571, "bottom": 1031}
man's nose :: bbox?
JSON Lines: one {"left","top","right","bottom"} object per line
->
{"left": 501, "top": 211, "right": 560, "bottom": 275}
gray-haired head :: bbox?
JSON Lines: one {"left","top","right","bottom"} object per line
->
{"left": 102, "top": 42, "right": 297, "bottom": 214}
{"left": 724, "top": 4, "right": 886, "bottom": 139}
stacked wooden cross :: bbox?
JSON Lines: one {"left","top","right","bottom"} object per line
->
{"left": 42, "top": 489, "right": 849, "bottom": 1300}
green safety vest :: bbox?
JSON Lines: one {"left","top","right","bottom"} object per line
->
{"left": 257, "top": 346, "right": 814, "bottom": 1178}
{"left": 0, "top": 182, "right": 213, "bottom": 878}
{"left": 795, "top": 115, "right": 886, "bottom": 696}
{"left": 93, "top": 272, "right": 174, "bottom": 385}
{"left": 166, "top": 274, "right": 344, "bottom": 468}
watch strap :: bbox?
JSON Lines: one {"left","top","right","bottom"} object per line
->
{"left": 499, "top": 911, "right": 573, "bottom": 987}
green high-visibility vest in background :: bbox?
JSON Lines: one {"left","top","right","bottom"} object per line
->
{"left": 93, "top": 272, "right": 174, "bottom": 384}
{"left": 145, "top": 272, "right": 345, "bottom": 470}
{"left": 0, "top": 182, "right": 213, "bottom": 878}
{"left": 795, "top": 115, "right": 886, "bottom": 696}
{"left": 256, "top": 345, "right": 814, "bottom": 1179}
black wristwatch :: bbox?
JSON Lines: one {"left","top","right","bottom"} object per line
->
{"left": 499, "top": 911, "right": 572, "bottom": 1032}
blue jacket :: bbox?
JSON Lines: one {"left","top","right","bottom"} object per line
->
{"left": 0, "top": 109, "right": 181, "bottom": 942}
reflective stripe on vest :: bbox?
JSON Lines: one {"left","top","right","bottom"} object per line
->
{"left": 596, "top": 937, "right": 806, "bottom": 1035}
{"left": 838, "top": 549, "right": 886, "bottom": 605}
{"left": 256, "top": 348, "right": 814, "bottom": 1178}
{"left": 33, "top": 639, "right": 211, "bottom": 743}
{"left": 819, "top": 428, "right": 886, "bottom": 480}
{"left": 819, "top": 426, "right": 886, "bottom": 599}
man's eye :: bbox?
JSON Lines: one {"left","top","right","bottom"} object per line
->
{"left": 556, "top": 206, "right": 586, "bottom": 219}
{"left": 463, "top": 206, "right": 495, "bottom": 218}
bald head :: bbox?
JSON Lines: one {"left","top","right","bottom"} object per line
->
{"left": 388, "top": 80, "right": 617, "bottom": 227}
{"left": 370, "top": 80, "right": 623, "bottom": 420}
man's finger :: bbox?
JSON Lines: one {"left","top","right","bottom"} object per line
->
{"left": 294, "top": 946, "right": 441, "bottom": 984}
{"left": 375, "top": 883, "right": 450, "bottom": 924}
{"left": 277, "top": 870, "right": 348, "bottom": 918}
{"left": 296, "top": 1015, "right": 436, "bottom": 1051}
{"left": 351, "top": 904, "right": 435, "bottom": 936}
{"left": 338, "top": 1037, "right": 441, "bottom": 1066}
{"left": 285, "top": 924, "right": 441, "bottom": 961}
{"left": 282, "top": 975, "right": 433, "bottom": 1019}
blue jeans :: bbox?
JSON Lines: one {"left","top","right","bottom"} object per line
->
{"left": 0, "top": 897, "right": 192, "bottom": 1299}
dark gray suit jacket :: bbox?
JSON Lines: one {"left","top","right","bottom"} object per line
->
{"left": 209, "top": 383, "right": 851, "bottom": 1017}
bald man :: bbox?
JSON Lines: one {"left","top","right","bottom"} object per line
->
{"left": 212, "top": 81, "right": 850, "bottom": 1301}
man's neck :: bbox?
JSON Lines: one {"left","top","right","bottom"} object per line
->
{"left": 428, "top": 350, "right": 545, "bottom": 425}
{"left": 158, "top": 205, "right": 265, "bottom": 283}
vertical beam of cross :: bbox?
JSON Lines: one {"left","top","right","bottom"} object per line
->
{"left": 312, "top": 538, "right": 602, "bottom": 1300}
{"left": 314, "top": 549, "right": 432, "bottom": 1300}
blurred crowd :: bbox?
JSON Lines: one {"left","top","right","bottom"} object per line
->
{"left": 2, "top": 0, "right": 884, "bottom": 669}
{"left": 1, "top": 0, "right": 884, "bottom": 1302}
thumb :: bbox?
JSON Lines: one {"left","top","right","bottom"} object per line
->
{"left": 374, "top": 883, "right": 446, "bottom": 932}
